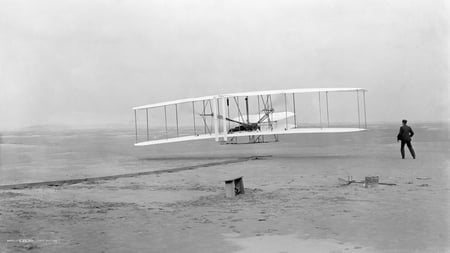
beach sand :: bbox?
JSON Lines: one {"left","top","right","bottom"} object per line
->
{"left": 0, "top": 123, "right": 448, "bottom": 252}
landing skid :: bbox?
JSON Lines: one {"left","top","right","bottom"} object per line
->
{"left": 221, "top": 134, "right": 279, "bottom": 144}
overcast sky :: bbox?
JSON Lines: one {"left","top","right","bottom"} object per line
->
{"left": 0, "top": 0, "right": 448, "bottom": 130}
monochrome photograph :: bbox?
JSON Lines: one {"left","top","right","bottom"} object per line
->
{"left": 0, "top": 0, "right": 448, "bottom": 252}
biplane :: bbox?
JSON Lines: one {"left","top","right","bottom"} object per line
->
{"left": 133, "top": 88, "right": 368, "bottom": 146}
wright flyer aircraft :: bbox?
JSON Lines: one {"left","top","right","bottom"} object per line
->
{"left": 133, "top": 88, "right": 368, "bottom": 146}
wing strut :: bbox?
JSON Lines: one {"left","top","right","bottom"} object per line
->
{"left": 209, "top": 100, "right": 213, "bottom": 132}
{"left": 357, "top": 90, "right": 361, "bottom": 128}
{"left": 221, "top": 97, "right": 228, "bottom": 141}
{"left": 213, "top": 97, "right": 219, "bottom": 141}
{"left": 192, "top": 102, "right": 197, "bottom": 136}
{"left": 175, "top": 104, "right": 179, "bottom": 137}
{"left": 134, "top": 110, "right": 138, "bottom": 143}
{"left": 146, "top": 108, "right": 149, "bottom": 141}
{"left": 326, "top": 91, "right": 330, "bottom": 127}
{"left": 227, "top": 98, "right": 231, "bottom": 129}
{"left": 292, "top": 93, "right": 297, "bottom": 128}
{"left": 245, "top": 96, "right": 250, "bottom": 124}
{"left": 234, "top": 97, "right": 245, "bottom": 124}
{"left": 257, "top": 96, "right": 261, "bottom": 121}
{"left": 363, "top": 91, "right": 367, "bottom": 128}
{"left": 269, "top": 95, "right": 273, "bottom": 124}
{"left": 164, "top": 106, "right": 168, "bottom": 138}
{"left": 284, "top": 93, "right": 288, "bottom": 129}
{"left": 202, "top": 100, "right": 207, "bottom": 134}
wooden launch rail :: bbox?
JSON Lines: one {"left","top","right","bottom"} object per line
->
{"left": 0, "top": 156, "right": 268, "bottom": 190}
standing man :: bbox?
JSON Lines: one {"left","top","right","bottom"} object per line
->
{"left": 397, "top": 119, "right": 416, "bottom": 159}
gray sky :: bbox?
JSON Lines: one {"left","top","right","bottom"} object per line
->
{"left": 0, "top": 0, "right": 448, "bottom": 130}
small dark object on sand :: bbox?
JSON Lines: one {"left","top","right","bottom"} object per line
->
{"left": 338, "top": 177, "right": 396, "bottom": 186}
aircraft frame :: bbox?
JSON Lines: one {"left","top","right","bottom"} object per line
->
{"left": 132, "top": 88, "right": 368, "bottom": 146}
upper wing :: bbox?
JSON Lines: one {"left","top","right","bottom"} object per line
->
{"left": 222, "top": 88, "right": 367, "bottom": 98}
{"left": 133, "top": 88, "right": 367, "bottom": 110}
{"left": 132, "top": 88, "right": 367, "bottom": 110}
{"left": 132, "top": 95, "right": 217, "bottom": 110}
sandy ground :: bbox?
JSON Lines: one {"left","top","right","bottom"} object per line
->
{"left": 0, "top": 125, "right": 449, "bottom": 252}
